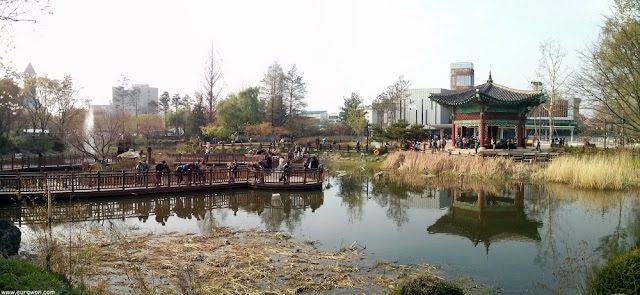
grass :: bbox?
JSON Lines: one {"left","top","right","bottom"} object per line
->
{"left": 324, "top": 152, "right": 384, "bottom": 172}
{"left": 536, "top": 152, "right": 640, "bottom": 190}
{"left": 0, "top": 257, "right": 90, "bottom": 294}
{"left": 389, "top": 273, "right": 463, "bottom": 295}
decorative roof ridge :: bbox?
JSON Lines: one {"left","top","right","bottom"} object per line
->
{"left": 491, "top": 83, "right": 541, "bottom": 95}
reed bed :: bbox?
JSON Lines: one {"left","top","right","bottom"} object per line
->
{"left": 382, "top": 151, "right": 531, "bottom": 180}
{"left": 537, "top": 153, "right": 640, "bottom": 190}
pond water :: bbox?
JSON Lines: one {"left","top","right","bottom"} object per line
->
{"left": 1, "top": 173, "right": 639, "bottom": 294}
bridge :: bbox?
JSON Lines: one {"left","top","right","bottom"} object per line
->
{"left": 0, "top": 168, "right": 324, "bottom": 200}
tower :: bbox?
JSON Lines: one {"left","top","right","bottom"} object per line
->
{"left": 450, "top": 62, "right": 474, "bottom": 91}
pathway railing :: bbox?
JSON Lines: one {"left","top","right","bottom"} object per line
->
{"left": 0, "top": 155, "right": 89, "bottom": 171}
{"left": 0, "top": 168, "right": 324, "bottom": 195}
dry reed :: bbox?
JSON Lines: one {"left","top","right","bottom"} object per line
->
{"left": 537, "top": 153, "right": 640, "bottom": 190}
{"left": 382, "top": 151, "right": 531, "bottom": 180}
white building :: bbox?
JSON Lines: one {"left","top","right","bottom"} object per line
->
{"left": 404, "top": 88, "right": 451, "bottom": 129}
{"left": 328, "top": 112, "right": 340, "bottom": 123}
{"left": 111, "top": 84, "right": 159, "bottom": 114}
{"left": 303, "top": 111, "right": 329, "bottom": 121}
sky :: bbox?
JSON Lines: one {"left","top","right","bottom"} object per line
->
{"left": 4, "top": 0, "right": 611, "bottom": 113}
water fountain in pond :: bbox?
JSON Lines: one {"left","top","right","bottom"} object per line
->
{"left": 83, "top": 105, "right": 95, "bottom": 154}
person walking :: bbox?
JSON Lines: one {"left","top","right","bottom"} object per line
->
{"left": 474, "top": 140, "right": 479, "bottom": 154}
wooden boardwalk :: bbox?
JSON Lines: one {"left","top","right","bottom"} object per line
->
{"left": 0, "top": 168, "right": 323, "bottom": 201}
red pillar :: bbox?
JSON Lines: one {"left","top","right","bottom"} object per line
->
{"left": 517, "top": 117, "right": 523, "bottom": 149}
{"left": 479, "top": 113, "right": 485, "bottom": 148}
{"left": 451, "top": 121, "right": 456, "bottom": 147}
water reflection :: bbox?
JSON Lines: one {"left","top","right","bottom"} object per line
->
{"left": 0, "top": 190, "right": 324, "bottom": 229}
{"left": 427, "top": 186, "right": 542, "bottom": 251}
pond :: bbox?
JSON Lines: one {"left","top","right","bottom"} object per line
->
{"left": 1, "top": 173, "right": 639, "bottom": 294}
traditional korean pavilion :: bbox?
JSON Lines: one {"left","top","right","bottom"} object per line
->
{"left": 430, "top": 74, "right": 545, "bottom": 148}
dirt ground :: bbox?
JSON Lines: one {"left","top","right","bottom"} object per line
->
{"left": 79, "top": 226, "right": 499, "bottom": 295}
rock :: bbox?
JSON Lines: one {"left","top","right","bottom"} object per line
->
{"left": 0, "top": 220, "right": 21, "bottom": 257}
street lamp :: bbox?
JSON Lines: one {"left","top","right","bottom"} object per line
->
{"left": 412, "top": 103, "right": 417, "bottom": 125}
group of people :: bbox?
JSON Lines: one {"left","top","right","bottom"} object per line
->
{"left": 403, "top": 136, "right": 448, "bottom": 153}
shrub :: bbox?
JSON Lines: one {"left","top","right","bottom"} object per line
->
{"left": 588, "top": 248, "right": 640, "bottom": 295}
{"left": 391, "top": 274, "right": 463, "bottom": 295}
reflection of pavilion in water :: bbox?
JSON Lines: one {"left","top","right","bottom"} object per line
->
{"left": 401, "top": 188, "right": 451, "bottom": 210}
{"left": 0, "top": 190, "right": 324, "bottom": 226}
{"left": 427, "top": 186, "right": 542, "bottom": 251}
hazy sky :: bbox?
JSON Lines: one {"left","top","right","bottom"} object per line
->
{"left": 5, "top": 0, "right": 610, "bottom": 112}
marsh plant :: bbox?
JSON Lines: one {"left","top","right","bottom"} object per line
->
{"left": 383, "top": 151, "right": 532, "bottom": 180}
{"left": 537, "top": 152, "right": 640, "bottom": 190}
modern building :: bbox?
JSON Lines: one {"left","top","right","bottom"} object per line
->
{"left": 303, "top": 110, "right": 329, "bottom": 121}
{"left": 450, "top": 62, "right": 474, "bottom": 91}
{"left": 369, "top": 88, "right": 451, "bottom": 136}
{"left": 111, "top": 84, "right": 158, "bottom": 114}
{"left": 526, "top": 97, "right": 581, "bottom": 142}
{"left": 404, "top": 88, "right": 451, "bottom": 134}
{"left": 328, "top": 112, "right": 340, "bottom": 123}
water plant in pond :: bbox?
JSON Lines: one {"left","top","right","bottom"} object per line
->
{"left": 537, "top": 152, "right": 640, "bottom": 190}
{"left": 382, "top": 151, "right": 532, "bottom": 180}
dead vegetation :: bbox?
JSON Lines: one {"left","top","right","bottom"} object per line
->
{"left": 74, "top": 226, "right": 449, "bottom": 295}
{"left": 382, "top": 151, "right": 533, "bottom": 180}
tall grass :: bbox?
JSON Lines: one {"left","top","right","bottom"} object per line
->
{"left": 538, "top": 153, "right": 640, "bottom": 190}
{"left": 382, "top": 151, "right": 530, "bottom": 179}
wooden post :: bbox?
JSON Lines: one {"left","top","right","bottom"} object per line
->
{"left": 303, "top": 169, "right": 307, "bottom": 184}
{"left": 122, "top": 170, "right": 126, "bottom": 190}
{"left": 145, "top": 170, "right": 149, "bottom": 189}
{"left": 15, "top": 172, "right": 20, "bottom": 194}
{"left": 97, "top": 171, "right": 101, "bottom": 192}
{"left": 167, "top": 170, "right": 171, "bottom": 188}
{"left": 71, "top": 172, "right": 75, "bottom": 193}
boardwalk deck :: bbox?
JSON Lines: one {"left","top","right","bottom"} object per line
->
{"left": 0, "top": 168, "right": 323, "bottom": 201}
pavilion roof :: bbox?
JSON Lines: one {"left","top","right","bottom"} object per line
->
{"left": 427, "top": 212, "right": 542, "bottom": 248}
{"left": 430, "top": 79, "right": 545, "bottom": 106}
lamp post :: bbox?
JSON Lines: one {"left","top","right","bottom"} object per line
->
{"left": 410, "top": 101, "right": 417, "bottom": 125}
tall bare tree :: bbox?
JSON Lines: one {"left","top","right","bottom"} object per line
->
{"left": 69, "top": 110, "right": 122, "bottom": 162}
{"left": 537, "top": 39, "right": 570, "bottom": 143}
{"left": 372, "top": 76, "right": 411, "bottom": 126}
{"left": 283, "top": 64, "right": 307, "bottom": 125}
{"left": 112, "top": 76, "right": 129, "bottom": 134}
{"left": 0, "top": 77, "right": 21, "bottom": 137}
{"left": 53, "top": 75, "right": 82, "bottom": 142}
{"left": 158, "top": 91, "right": 170, "bottom": 127}
{"left": 129, "top": 85, "right": 141, "bottom": 135}
{"left": 574, "top": 0, "right": 640, "bottom": 143}
{"left": 260, "top": 61, "right": 286, "bottom": 127}
{"left": 0, "top": 0, "right": 49, "bottom": 23}
{"left": 22, "top": 76, "right": 58, "bottom": 135}
{"left": 202, "top": 45, "right": 223, "bottom": 123}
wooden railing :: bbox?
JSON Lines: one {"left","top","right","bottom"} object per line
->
{"left": 0, "top": 168, "right": 324, "bottom": 195}
{"left": 0, "top": 155, "right": 89, "bottom": 171}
